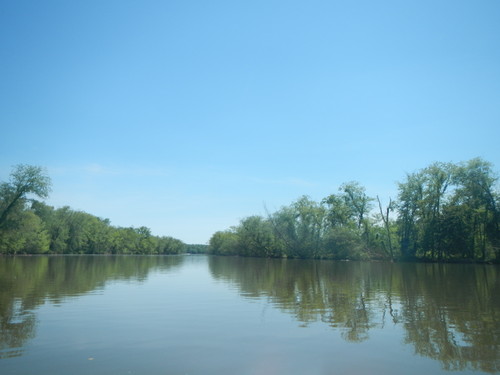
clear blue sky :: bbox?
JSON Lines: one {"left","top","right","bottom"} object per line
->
{"left": 1, "top": 0, "right": 499, "bottom": 244}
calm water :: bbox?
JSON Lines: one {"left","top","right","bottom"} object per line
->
{"left": 0, "top": 255, "right": 499, "bottom": 375}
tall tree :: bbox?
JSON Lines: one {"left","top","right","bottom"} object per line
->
{"left": 451, "top": 158, "right": 499, "bottom": 260}
{"left": 420, "top": 162, "right": 454, "bottom": 259}
{"left": 339, "top": 181, "right": 373, "bottom": 231}
{"left": 377, "top": 196, "right": 395, "bottom": 260}
{"left": 322, "top": 194, "right": 356, "bottom": 229}
{"left": 236, "top": 216, "right": 281, "bottom": 257}
{"left": 0, "top": 165, "right": 51, "bottom": 228}
{"left": 397, "top": 171, "right": 425, "bottom": 259}
{"left": 270, "top": 196, "right": 327, "bottom": 258}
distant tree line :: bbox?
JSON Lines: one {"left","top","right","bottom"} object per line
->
{"left": 209, "top": 158, "right": 500, "bottom": 262}
{"left": 0, "top": 165, "right": 193, "bottom": 255}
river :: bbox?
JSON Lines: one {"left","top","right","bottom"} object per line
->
{"left": 0, "top": 255, "right": 498, "bottom": 374}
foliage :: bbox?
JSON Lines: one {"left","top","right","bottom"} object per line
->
{"left": 396, "top": 158, "right": 499, "bottom": 261}
{"left": 208, "top": 230, "right": 239, "bottom": 256}
{"left": 185, "top": 244, "right": 209, "bottom": 254}
{"left": 0, "top": 164, "right": 51, "bottom": 230}
{"left": 1, "top": 159, "right": 498, "bottom": 262}
{"left": 0, "top": 165, "right": 189, "bottom": 255}
{"left": 209, "top": 158, "right": 499, "bottom": 262}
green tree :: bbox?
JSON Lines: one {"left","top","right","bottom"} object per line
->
{"left": 339, "top": 181, "right": 373, "bottom": 231}
{"left": 110, "top": 227, "right": 140, "bottom": 254}
{"left": 134, "top": 226, "right": 156, "bottom": 254}
{"left": 270, "top": 196, "right": 327, "bottom": 258}
{"left": 0, "top": 211, "right": 50, "bottom": 254}
{"left": 32, "top": 203, "right": 69, "bottom": 253}
{"left": 236, "top": 216, "right": 282, "bottom": 257}
{"left": 397, "top": 171, "right": 425, "bottom": 260}
{"left": 450, "top": 158, "right": 499, "bottom": 260}
{"left": 396, "top": 158, "right": 499, "bottom": 261}
{"left": 0, "top": 165, "right": 51, "bottom": 254}
{"left": 322, "top": 226, "right": 364, "bottom": 259}
{"left": 208, "top": 230, "right": 239, "bottom": 255}
{"left": 323, "top": 193, "right": 356, "bottom": 229}
{"left": 157, "top": 236, "right": 186, "bottom": 254}
{"left": 415, "top": 162, "right": 454, "bottom": 259}
{"left": 0, "top": 165, "right": 51, "bottom": 229}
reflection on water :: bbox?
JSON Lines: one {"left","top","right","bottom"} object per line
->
{"left": 209, "top": 257, "right": 500, "bottom": 373}
{"left": 0, "top": 255, "right": 499, "bottom": 373}
{"left": 0, "top": 255, "right": 184, "bottom": 359}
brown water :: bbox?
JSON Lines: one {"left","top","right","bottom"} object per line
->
{"left": 0, "top": 255, "right": 498, "bottom": 374}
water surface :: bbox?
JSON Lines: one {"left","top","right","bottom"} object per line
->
{"left": 0, "top": 255, "right": 498, "bottom": 374}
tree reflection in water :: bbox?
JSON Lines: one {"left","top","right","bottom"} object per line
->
{"left": 209, "top": 256, "right": 500, "bottom": 373}
{"left": 0, "top": 255, "right": 185, "bottom": 359}
{"left": 1, "top": 255, "right": 498, "bottom": 373}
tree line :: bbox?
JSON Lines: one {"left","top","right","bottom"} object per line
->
{"left": 209, "top": 158, "right": 500, "bottom": 262}
{"left": 0, "top": 165, "right": 196, "bottom": 255}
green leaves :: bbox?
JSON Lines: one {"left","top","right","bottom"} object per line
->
{"left": 211, "top": 158, "right": 499, "bottom": 262}
{"left": 9, "top": 164, "right": 51, "bottom": 199}
{"left": 397, "top": 157, "right": 499, "bottom": 261}
{"left": 0, "top": 166, "right": 186, "bottom": 255}
{"left": 0, "top": 165, "right": 51, "bottom": 229}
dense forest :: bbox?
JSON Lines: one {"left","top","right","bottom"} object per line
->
{"left": 209, "top": 158, "right": 500, "bottom": 262}
{"left": 0, "top": 165, "right": 208, "bottom": 255}
{"left": 1, "top": 159, "right": 499, "bottom": 261}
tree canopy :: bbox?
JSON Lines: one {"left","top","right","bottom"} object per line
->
{"left": 0, "top": 165, "right": 188, "bottom": 255}
{"left": 209, "top": 158, "right": 499, "bottom": 262}
{"left": 1, "top": 159, "right": 498, "bottom": 262}
{"left": 0, "top": 165, "right": 51, "bottom": 229}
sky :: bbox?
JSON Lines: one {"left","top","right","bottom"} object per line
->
{"left": 1, "top": 0, "right": 499, "bottom": 244}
